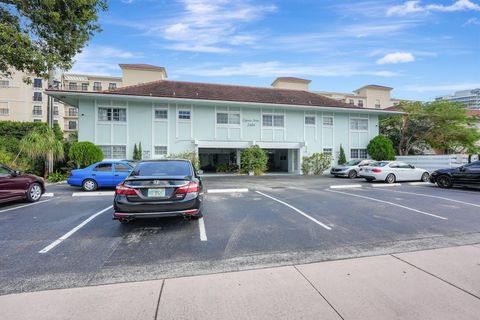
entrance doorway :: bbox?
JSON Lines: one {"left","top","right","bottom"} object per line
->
{"left": 265, "top": 149, "right": 289, "bottom": 173}
{"left": 198, "top": 148, "right": 238, "bottom": 173}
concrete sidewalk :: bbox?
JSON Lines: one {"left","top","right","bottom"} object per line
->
{"left": 2, "top": 245, "right": 480, "bottom": 320}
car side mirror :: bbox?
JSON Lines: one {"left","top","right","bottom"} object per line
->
{"left": 11, "top": 170, "right": 20, "bottom": 177}
{"left": 410, "top": 165, "right": 415, "bottom": 169}
{"left": 459, "top": 166, "right": 466, "bottom": 172}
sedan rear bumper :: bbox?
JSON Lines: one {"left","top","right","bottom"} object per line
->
{"left": 113, "top": 208, "right": 200, "bottom": 219}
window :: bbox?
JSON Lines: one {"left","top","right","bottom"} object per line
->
{"left": 305, "top": 115, "right": 316, "bottom": 125}
{"left": 0, "top": 80, "right": 9, "bottom": 87}
{"left": 375, "top": 99, "right": 381, "bottom": 109}
{"left": 397, "top": 162, "right": 412, "bottom": 169}
{"left": 82, "top": 83, "right": 88, "bottom": 91}
{"left": 178, "top": 110, "right": 191, "bottom": 120}
{"left": 108, "top": 83, "right": 117, "bottom": 90}
{"left": 115, "top": 163, "right": 131, "bottom": 172}
{"left": 93, "top": 82, "right": 102, "bottom": 91}
{"left": 0, "top": 166, "right": 11, "bottom": 177}
{"left": 68, "top": 82, "right": 78, "bottom": 90}
{"left": 217, "top": 112, "right": 240, "bottom": 125}
{"left": 154, "top": 146, "right": 168, "bottom": 157}
{"left": 351, "top": 148, "right": 368, "bottom": 159}
{"left": 323, "top": 117, "right": 333, "bottom": 126}
{"left": 358, "top": 100, "right": 364, "bottom": 107}
{"left": 262, "top": 114, "right": 284, "bottom": 127}
{"left": 33, "top": 78, "right": 42, "bottom": 88}
{"left": 350, "top": 118, "right": 368, "bottom": 131}
{"left": 33, "top": 105, "right": 42, "bottom": 116}
{"left": 98, "top": 107, "right": 126, "bottom": 122}
{"left": 33, "top": 119, "right": 42, "bottom": 123}
{"left": 68, "top": 121, "right": 77, "bottom": 130}
{"left": 68, "top": 107, "right": 78, "bottom": 117}
{"left": 93, "top": 163, "right": 112, "bottom": 172}
{"left": 33, "top": 92, "right": 42, "bottom": 102}
{"left": 53, "top": 106, "right": 59, "bottom": 116}
{"left": 349, "top": 99, "right": 354, "bottom": 104}
{"left": 99, "top": 145, "right": 126, "bottom": 159}
{"left": 0, "top": 102, "right": 8, "bottom": 116}
{"left": 323, "top": 148, "right": 333, "bottom": 155}
{"left": 154, "top": 109, "right": 168, "bottom": 120}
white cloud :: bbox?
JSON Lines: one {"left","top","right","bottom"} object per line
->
{"left": 142, "top": 0, "right": 276, "bottom": 53}
{"left": 403, "top": 83, "right": 480, "bottom": 92}
{"left": 174, "top": 61, "right": 399, "bottom": 78}
{"left": 387, "top": 0, "right": 480, "bottom": 16}
{"left": 70, "top": 46, "right": 143, "bottom": 75}
{"left": 376, "top": 52, "right": 416, "bottom": 64}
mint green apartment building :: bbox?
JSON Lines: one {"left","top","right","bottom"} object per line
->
{"left": 47, "top": 78, "right": 399, "bottom": 174}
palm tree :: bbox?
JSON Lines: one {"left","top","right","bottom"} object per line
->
{"left": 13, "top": 126, "right": 64, "bottom": 176}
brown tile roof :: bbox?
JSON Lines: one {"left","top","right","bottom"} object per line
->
{"left": 99, "top": 80, "right": 359, "bottom": 109}
{"left": 355, "top": 84, "right": 393, "bottom": 92}
{"left": 272, "top": 77, "right": 312, "bottom": 84}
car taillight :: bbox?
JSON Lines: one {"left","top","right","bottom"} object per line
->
{"left": 372, "top": 168, "right": 382, "bottom": 173}
{"left": 175, "top": 182, "right": 199, "bottom": 194}
{"left": 116, "top": 184, "right": 138, "bottom": 195}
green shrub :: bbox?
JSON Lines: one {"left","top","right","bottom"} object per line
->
{"left": 240, "top": 145, "right": 268, "bottom": 175}
{"left": 338, "top": 145, "right": 347, "bottom": 165}
{"left": 47, "top": 171, "right": 69, "bottom": 183}
{"left": 302, "top": 153, "right": 333, "bottom": 175}
{"left": 215, "top": 163, "right": 239, "bottom": 173}
{"left": 69, "top": 142, "right": 104, "bottom": 168}
{"left": 367, "top": 135, "right": 396, "bottom": 161}
{"left": 166, "top": 151, "right": 200, "bottom": 169}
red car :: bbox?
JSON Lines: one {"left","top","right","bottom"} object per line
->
{"left": 0, "top": 164, "right": 45, "bottom": 203}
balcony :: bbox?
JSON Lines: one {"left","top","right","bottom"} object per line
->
{"left": 32, "top": 110, "right": 42, "bottom": 116}
{"left": 66, "top": 110, "right": 78, "bottom": 117}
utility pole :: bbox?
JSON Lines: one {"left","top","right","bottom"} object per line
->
{"left": 47, "top": 69, "right": 62, "bottom": 175}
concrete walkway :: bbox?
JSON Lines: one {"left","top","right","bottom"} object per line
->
{"left": 2, "top": 245, "right": 480, "bottom": 320}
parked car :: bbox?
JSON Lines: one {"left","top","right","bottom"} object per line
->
{"left": 67, "top": 161, "right": 134, "bottom": 191}
{"left": 429, "top": 161, "right": 480, "bottom": 188}
{"left": 360, "top": 161, "right": 430, "bottom": 183}
{"left": 113, "top": 160, "right": 203, "bottom": 223}
{"left": 0, "top": 164, "right": 45, "bottom": 203}
{"left": 330, "top": 159, "right": 375, "bottom": 178}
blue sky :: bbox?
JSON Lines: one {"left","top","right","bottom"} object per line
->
{"left": 72, "top": 0, "right": 480, "bottom": 101}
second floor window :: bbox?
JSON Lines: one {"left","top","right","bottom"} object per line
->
{"left": 216, "top": 112, "right": 240, "bottom": 125}
{"left": 262, "top": 114, "right": 284, "bottom": 128}
{"left": 0, "top": 80, "right": 9, "bottom": 87}
{"left": 33, "top": 78, "right": 42, "bottom": 88}
{"left": 98, "top": 107, "right": 126, "bottom": 122}
{"left": 349, "top": 99, "right": 354, "bottom": 104}
{"left": 358, "top": 100, "right": 364, "bottom": 107}
{"left": 82, "top": 83, "right": 88, "bottom": 91}
{"left": 178, "top": 110, "right": 191, "bottom": 120}
{"left": 375, "top": 99, "right": 381, "bottom": 109}
{"left": 350, "top": 118, "right": 368, "bottom": 131}
{"left": 154, "top": 109, "right": 168, "bottom": 120}
{"left": 68, "top": 83, "right": 78, "bottom": 90}
{"left": 53, "top": 106, "right": 59, "bottom": 116}
{"left": 68, "top": 121, "right": 77, "bottom": 130}
{"left": 93, "top": 82, "right": 102, "bottom": 91}
{"left": 33, "top": 92, "right": 42, "bottom": 102}
{"left": 305, "top": 115, "right": 316, "bottom": 125}
{"left": 323, "top": 117, "right": 333, "bottom": 126}
{"left": 68, "top": 107, "right": 78, "bottom": 117}
{"left": 108, "top": 83, "right": 117, "bottom": 90}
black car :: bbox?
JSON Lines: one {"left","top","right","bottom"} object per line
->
{"left": 113, "top": 160, "right": 203, "bottom": 223}
{"left": 429, "top": 160, "right": 480, "bottom": 188}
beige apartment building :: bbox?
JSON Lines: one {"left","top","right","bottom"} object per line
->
{"left": 0, "top": 64, "right": 167, "bottom": 139}
{"left": 272, "top": 77, "right": 407, "bottom": 109}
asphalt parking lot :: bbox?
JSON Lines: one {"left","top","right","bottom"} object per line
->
{"left": 1, "top": 175, "right": 480, "bottom": 295}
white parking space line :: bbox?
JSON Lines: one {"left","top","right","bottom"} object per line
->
{"left": 368, "top": 187, "right": 480, "bottom": 208}
{"left": 326, "top": 189, "right": 448, "bottom": 220}
{"left": 43, "top": 193, "right": 54, "bottom": 197}
{"left": 207, "top": 188, "right": 249, "bottom": 194}
{"left": 371, "top": 183, "right": 402, "bottom": 187}
{"left": 408, "top": 182, "right": 430, "bottom": 186}
{"left": 255, "top": 191, "right": 332, "bottom": 230}
{"left": 38, "top": 205, "right": 113, "bottom": 254}
{"left": 72, "top": 191, "right": 115, "bottom": 197}
{"left": 330, "top": 184, "right": 362, "bottom": 189}
{"left": 0, "top": 199, "right": 52, "bottom": 214}
{"left": 198, "top": 217, "right": 208, "bottom": 241}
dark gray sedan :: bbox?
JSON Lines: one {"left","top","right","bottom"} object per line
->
{"left": 113, "top": 160, "right": 203, "bottom": 223}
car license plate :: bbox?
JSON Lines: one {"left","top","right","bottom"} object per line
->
{"left": 147, "top": 188, "right": 165, "bottom": 197}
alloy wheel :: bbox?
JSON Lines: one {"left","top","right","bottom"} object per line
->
{"left": 29, "top": 184, "right": 41, "bottom": 201}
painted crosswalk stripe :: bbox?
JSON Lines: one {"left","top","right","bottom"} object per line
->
{"left": 330, "top": 185, "right": 362, "bottom": 189}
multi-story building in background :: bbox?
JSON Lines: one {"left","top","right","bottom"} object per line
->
{"left": 436, "top": 89, "right": 480, "bottom": 109}
{"left": 0, "top": 64, "right": 167, "bottom": 139}
{"left": 271, "top": 77, "right": 409, "bottom": 109}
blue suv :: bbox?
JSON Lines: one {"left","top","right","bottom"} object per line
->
{"left": 67, "top": 161, "right": 134, "bottom": 191}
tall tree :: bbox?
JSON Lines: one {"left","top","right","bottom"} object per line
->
{"left": 0, "top": 0, "right": 107, "bottom": 80}
{"left": 381, "top": 101, "right": 480, "bottom": 155}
